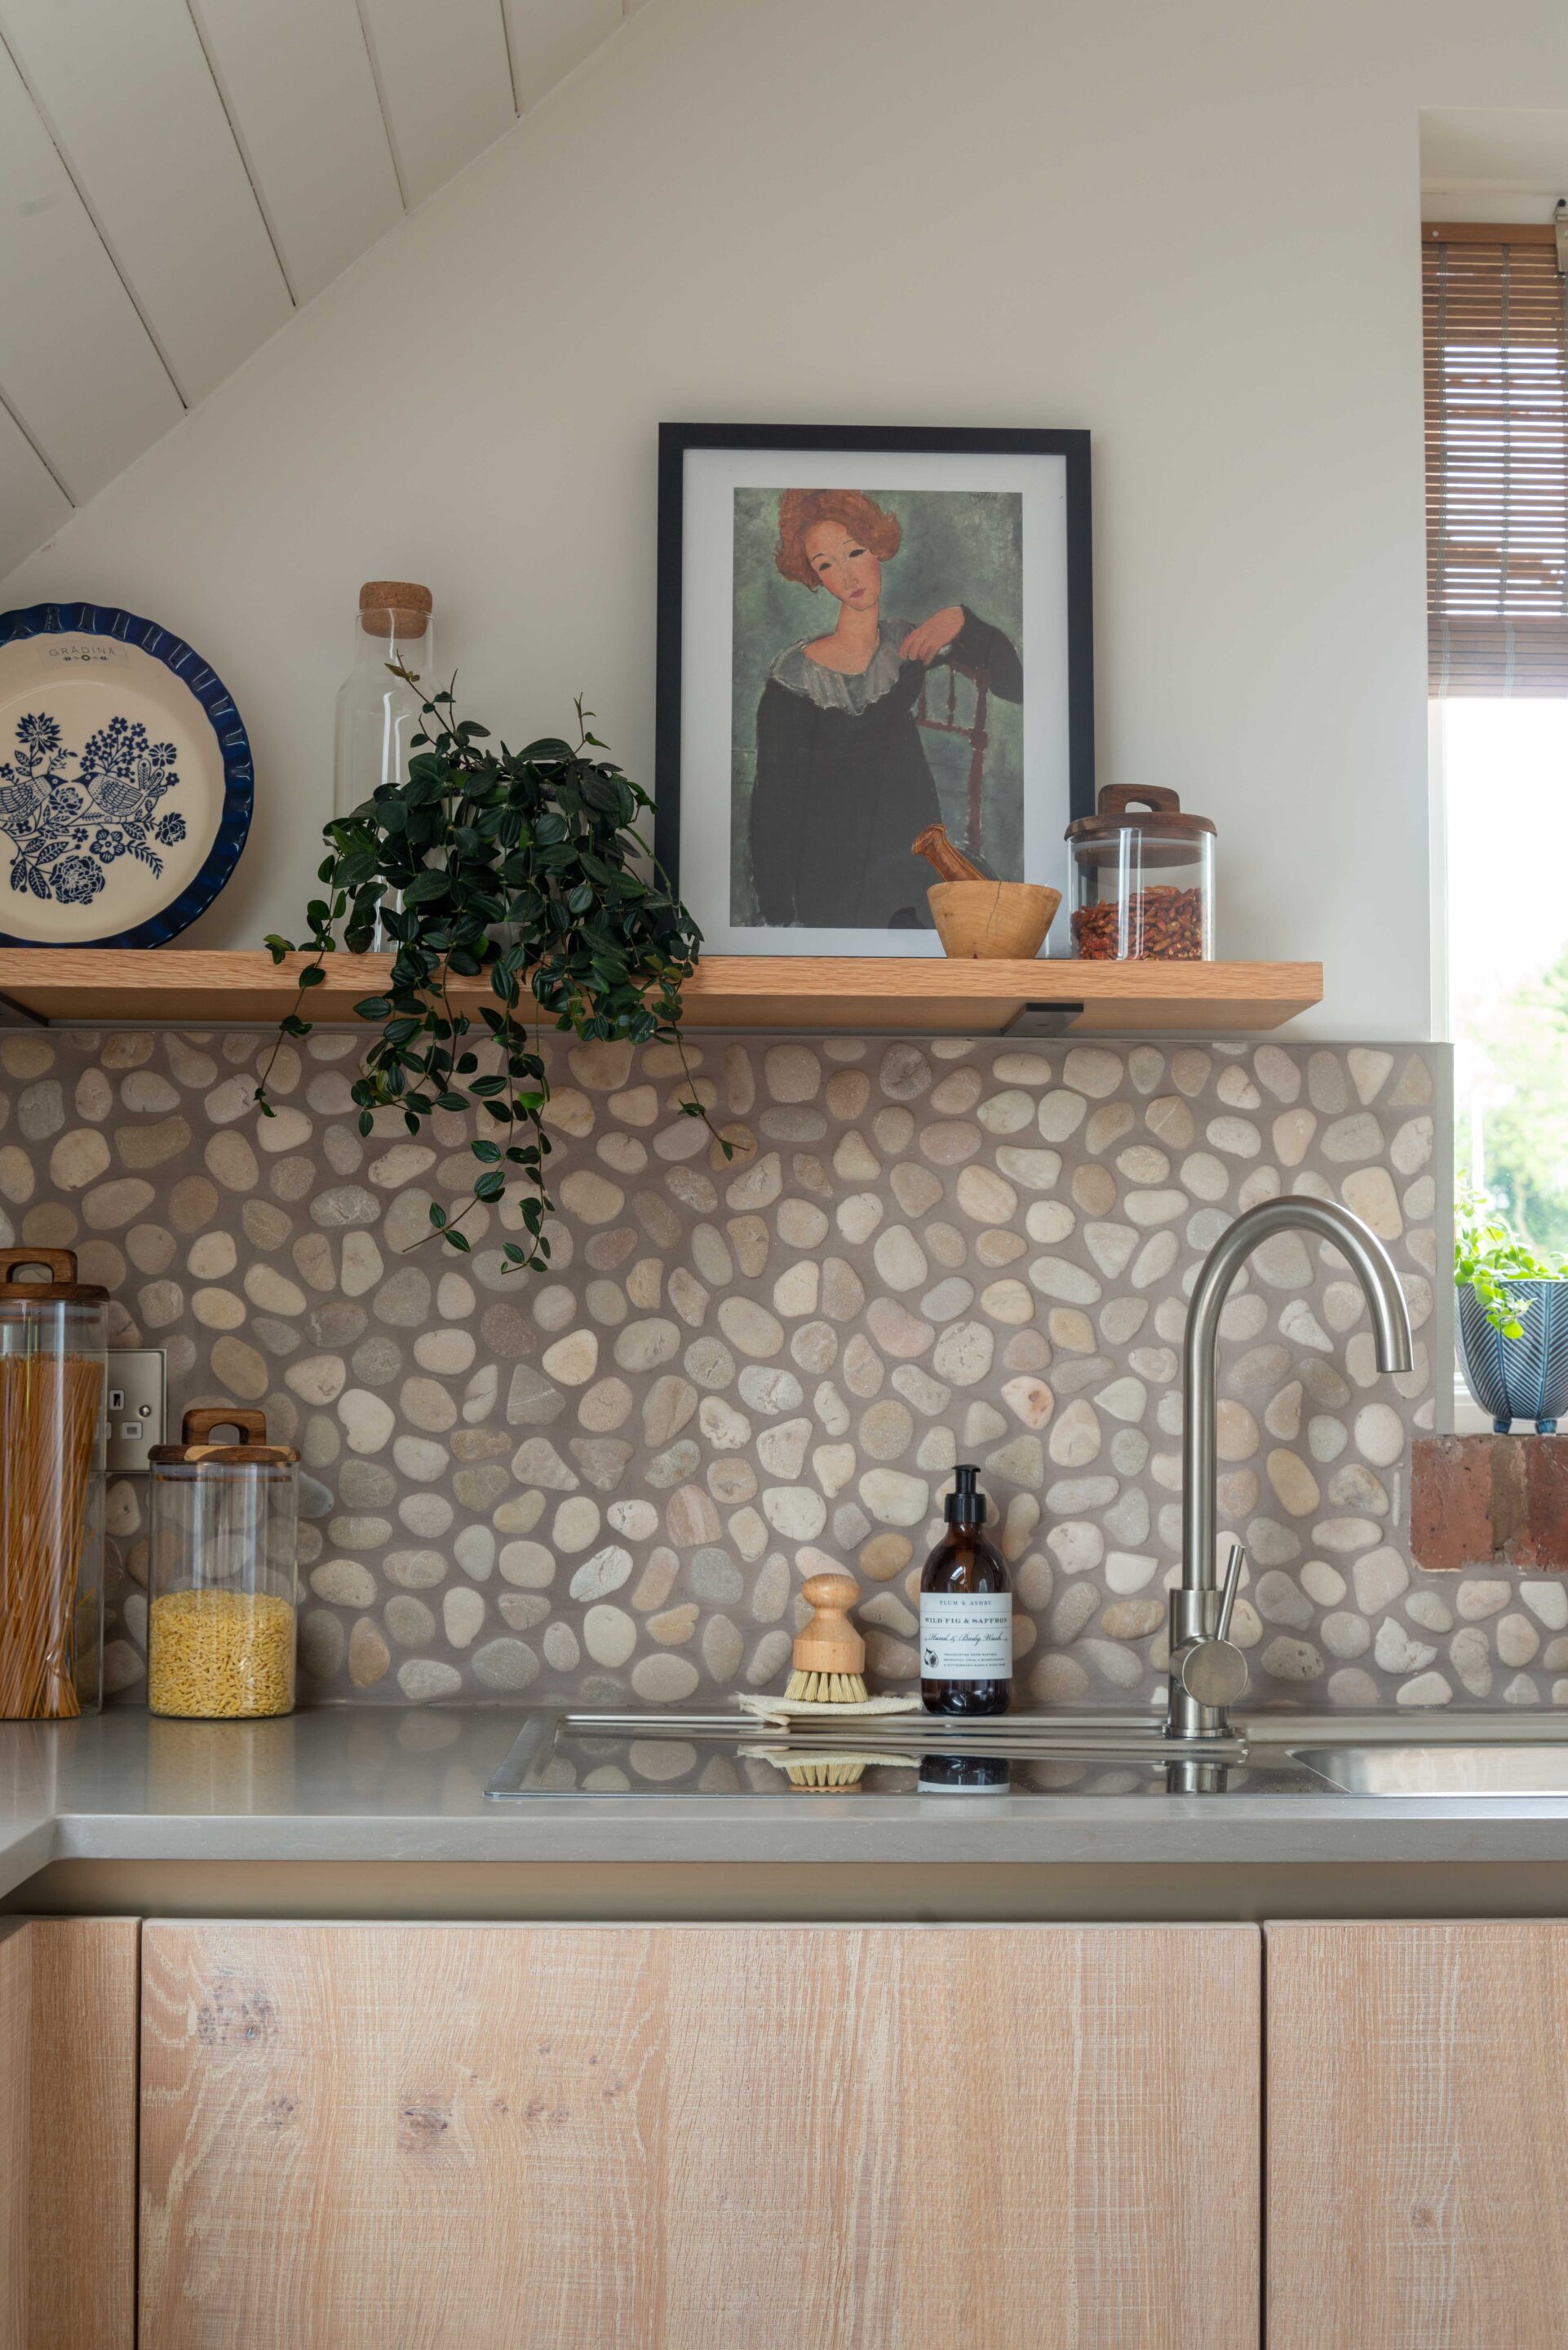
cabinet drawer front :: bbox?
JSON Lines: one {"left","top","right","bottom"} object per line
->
{"left": 1268, "top": 1921, "right": 1568, "bottom": 2350}
{"left": 141, "top": 1920, "right": 1258, "bottom": 2350}
{"left": 1, "top": 1917, "right": 138, "bottom": 2350}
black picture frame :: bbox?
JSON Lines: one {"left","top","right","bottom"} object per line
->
{"left": 653, "top": 420, "right": 1094, "bottom": 942}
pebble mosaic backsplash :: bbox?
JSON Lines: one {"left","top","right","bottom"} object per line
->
{"left": 0, "top": 1024, "right": 1526, "bottom": 1715}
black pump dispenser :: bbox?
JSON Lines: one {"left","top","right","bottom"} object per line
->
{"left": 920, "top": 1464, "right": 1011, "bottom": 1716}
{"left": 945, "top": 1464, "right": 983, "bottom": 1528}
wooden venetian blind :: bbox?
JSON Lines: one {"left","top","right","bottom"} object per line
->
{"left": 1424, "top": 221, "right": 1568, "bottom": 694}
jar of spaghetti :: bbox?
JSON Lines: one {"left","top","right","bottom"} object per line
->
{"left": 0, "top": 1248, "right": 107, "bottom": 1718}
{"left": 147, "top": 1408, "right": 299, "bottom": 1718}
{"left": 1066, "top": 786, "right": 1216, "bottom": 960}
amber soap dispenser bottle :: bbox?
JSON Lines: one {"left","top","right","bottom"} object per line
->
{"left": 919, "top": 1464, "right": 1012, "bottom": 1716}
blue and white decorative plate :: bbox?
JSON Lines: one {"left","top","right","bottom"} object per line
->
{"left": 0, "top": 602, "right": 252, "bottom": 947}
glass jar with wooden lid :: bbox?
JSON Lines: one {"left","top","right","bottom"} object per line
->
{"left": 147, "top": 1408, "right": 300, "bottom": 1718}
{"left": 0, "top": 1247, "right": 107, "bottom": 1719}
{"left": 1066, "top": 786, "right": 1216, "bottom": 960}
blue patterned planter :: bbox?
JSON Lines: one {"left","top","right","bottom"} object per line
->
{"left": 1459, "top": 1279, "right": 1568, "bottom": 1434}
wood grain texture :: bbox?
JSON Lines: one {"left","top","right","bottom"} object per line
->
{"left": 1267, "top": 1921, "right": 1568, "bottom": 2350}
{"left": 141, "top": 1920, "right": 1258, "bottom": 2350}
{"left": 0, "top": 1924, "right": 25, "bottom": 2350}
{"left": 0, "top": 947, "right": 1322, "bottom": 1035}
{"left": 0, "top": 1917, "right": 139, "bottom": 2350}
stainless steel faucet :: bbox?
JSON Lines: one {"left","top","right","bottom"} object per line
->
{"left": 1166, "top": 1198, "right": 1414, "bottom": 1746}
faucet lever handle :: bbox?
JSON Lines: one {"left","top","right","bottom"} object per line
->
{"left": 1216, "top": 1536, "right": 1245, "bottom": 1643}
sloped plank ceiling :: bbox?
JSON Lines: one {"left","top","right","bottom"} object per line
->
{"left": 505, "top": 0, "right": 622, "bottom": 111}
{"left": 189, "top": 0, "right": 405, "bottom": 306}
{"left": 358, "top": 0, "right": 517, "bottom": 207}
{"left": 4, "top": 0, "right": 295, "bottom": 401}
{"left": 0, "top": 33, "right": 180, "bottom": 508}
{"left": 0, "top": 0, "right": 641, "bottom": 574}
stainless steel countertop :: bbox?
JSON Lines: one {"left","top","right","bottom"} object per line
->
{"left": 10, "top": 1707, "right": 1568, "bottom": 1900}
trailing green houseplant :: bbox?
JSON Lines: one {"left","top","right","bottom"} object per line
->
{"left": 1454, "top": 1184, "right": 1563, "bottom": 1338}
{"left": 255, "top": 676, "right": 728, "bottom": 1273}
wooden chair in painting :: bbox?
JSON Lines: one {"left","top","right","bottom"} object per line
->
{"left": 915, "top": 658, "right": 991, "bottom": 863}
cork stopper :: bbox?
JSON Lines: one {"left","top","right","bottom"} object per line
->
{"left": 359, "top": 580, "right": 432, "bottom": 636}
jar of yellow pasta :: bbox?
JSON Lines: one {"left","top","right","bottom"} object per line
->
{"left": 147, "top": 1408, "right": 299, "bottom": 1718}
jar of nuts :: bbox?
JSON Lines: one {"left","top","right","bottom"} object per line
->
{"left": 147, "top": 1408, "right": 299, "bottom": 1718}
{"left": 1065, "top": 786, "right": 1215, "bottom": 961}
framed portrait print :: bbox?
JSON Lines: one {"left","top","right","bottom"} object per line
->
{"left": 654, "top": 422, "right": 1093, "bottom": 958}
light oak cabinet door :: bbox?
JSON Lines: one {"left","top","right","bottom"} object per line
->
{"left": 142, "top": 1920, "right": 1259, "bottom": 2350}
{"left": 0, "top": 1916, "right": 139, "bottom": 2350}
{"left": 1267, "top": 1921, "right": 1568, "bottom": 2350}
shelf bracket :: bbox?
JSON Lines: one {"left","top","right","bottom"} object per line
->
{"left": 1003, "top": 1000, "right": 1085, "bottom": 1037}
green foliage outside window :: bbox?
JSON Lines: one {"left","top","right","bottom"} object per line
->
{"left": 1458, "top": 941, "right": 1568, "bottom": 1257}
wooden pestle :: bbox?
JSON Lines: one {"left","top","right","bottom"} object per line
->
{"left": 911, "top": 823, "right": 986, "bottom": 883}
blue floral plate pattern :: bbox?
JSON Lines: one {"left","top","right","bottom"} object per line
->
{"left": 0, "top": 602, "right": 252, "bottom": 947}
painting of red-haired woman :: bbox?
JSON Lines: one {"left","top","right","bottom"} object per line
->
{"left": 741, "top": 489, "right": 1022, "bottom": 929}
{"left": 655, "top": 426, "right": 1092, "bottom": 954}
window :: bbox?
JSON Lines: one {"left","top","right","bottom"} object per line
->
{"left": 1427, "top": 223, "right": 1568, "bottom": 1263}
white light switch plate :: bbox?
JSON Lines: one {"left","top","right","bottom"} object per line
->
{"left": 106, "top": 1347, "right": 166, "bottom": 1472}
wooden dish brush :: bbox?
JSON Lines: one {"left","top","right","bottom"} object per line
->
{"left": 786, "top": 1572, "right": 867, "bottom": 1705}
{"left": 741, "top": 1745, "right": 880, "bottom": 1791}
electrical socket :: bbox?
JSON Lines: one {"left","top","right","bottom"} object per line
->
{"left": 106, "top": 1347, "right": 166, "bottom": 1472}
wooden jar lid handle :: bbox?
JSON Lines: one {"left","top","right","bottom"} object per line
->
{"left": 182, "top": 1406, "right": 268, "bottom": 1445}
{"left": 1097, "top": 784, "right": 1182, "bottom": 817}
{"left": 794, "top": 1572, "right": 866, "bottom": 1677}
{"left": 0, "top": 1246, "right": 77, "bottom": 1284}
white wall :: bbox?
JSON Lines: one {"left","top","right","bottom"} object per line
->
{"left": 1421, "top": 104, "right": 1568, "bottom": 218}
{"left": 6, "top": 0, "right": 1568, "bottom": 1036}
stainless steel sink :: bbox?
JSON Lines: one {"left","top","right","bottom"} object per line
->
{"left": 1294, "top": 1744, "right": 1568, "bottom": 1797}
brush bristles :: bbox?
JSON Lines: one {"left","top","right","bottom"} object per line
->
{"left": 783, "top": 1759, "right": 866, "bottom": 1788}
{"left": 784, "top": 1669, "right": 868, "bottom": 1705}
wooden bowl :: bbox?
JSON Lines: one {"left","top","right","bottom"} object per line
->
{"left": 927, "top": 880, "right": 1061, "bottom": 960}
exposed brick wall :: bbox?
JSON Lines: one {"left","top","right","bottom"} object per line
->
{"left": 1412, "top": 1436, "right": 1568, "bottom": 1574}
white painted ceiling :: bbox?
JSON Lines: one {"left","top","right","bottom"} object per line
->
{"left": 0, "top": 0, "right": 640, "bottom": 575}
{"left": 1420, "top": 106, "right": 1568, "bottom": 222}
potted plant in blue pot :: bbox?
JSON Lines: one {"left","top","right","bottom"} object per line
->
{"left": 1455, "top": 1187, "right": 1568, "bottom": 1433}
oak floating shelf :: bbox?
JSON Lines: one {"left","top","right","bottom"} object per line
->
{"left": 0, "top": 950, "right": 1322, "bottom": 1035}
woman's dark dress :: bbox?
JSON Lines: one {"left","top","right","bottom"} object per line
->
{"left": 747, "top": 605, "right": 1022, "bottom": 928}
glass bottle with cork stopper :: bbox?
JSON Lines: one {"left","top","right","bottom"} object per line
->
{"left": 919, "top": 1464, "right": 1012, "bottom": 1716}
{"left": 334, "top": 580, "right": 435, "bottom": 947}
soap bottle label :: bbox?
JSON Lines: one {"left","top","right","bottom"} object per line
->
{"left": 919, "top": 1591, "right": 1012, "bottom": 1678}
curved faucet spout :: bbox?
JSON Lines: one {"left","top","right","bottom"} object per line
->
{"left": 1167, "top": 1196, "right": 1413, "bottom": 1747}
{"left": 1182, "top": 1198, "right": 1413, "bottom": 1598}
